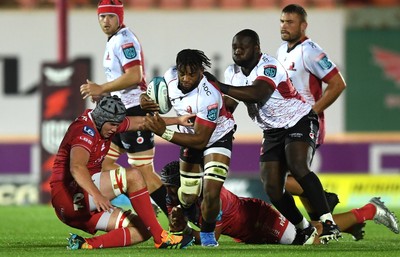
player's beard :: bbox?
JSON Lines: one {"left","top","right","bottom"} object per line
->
{"left": 281, "top": 30, "right": 302, "bottom": 45}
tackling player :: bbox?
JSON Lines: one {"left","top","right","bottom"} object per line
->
{"left": 161, "top": 161, "right": 399, "bottom": 245}
{"left": 141, "top": 49, "right": 236, "bottom": 247}
{"left": 50, "top": 96, "right": 194, "bottom": 250}
{"left": 79, "top": 0, "right": 168, "bottom": 216}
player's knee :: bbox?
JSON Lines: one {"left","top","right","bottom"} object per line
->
{"left": 109, "top": 167, "right": 128, "bottom": 196}
{"left": 178, "top": 171, "right": 203, "bottom": 207}
{"left": 127, "top": 153, "right": 154, "bottom": 167}
{"left": 204, "top": 161, "right": 228, "bottom": 182}
{"left": 114, "top": 209, "right": 135, "bottom": 229}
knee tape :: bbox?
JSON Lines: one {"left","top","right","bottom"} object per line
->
{"left": 204, "top": 161, "right": 228, "bottom": 182}
{"left": 110, "top": 167, "right": 127, "bottom": 196}
{"left": 127, "top": 153, "right": 154, "bottom": 167}
{"left": 115, "top": 209, "right": 135, "bottom": 229}
{"left": 106, "top": 145, "right": 122, "bottom": 160}
{"left": 178, "top": 170, "right": 203, "bottom": 202}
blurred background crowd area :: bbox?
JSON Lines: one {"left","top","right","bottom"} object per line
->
{"left": 1, "top": 0, "right": 399, "bottom": 10}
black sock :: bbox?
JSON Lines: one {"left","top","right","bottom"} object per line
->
{"left": 298, "top": 172, "right": 330, "bottom": 217}
{"left": 201, "top": 220, "right": 216, "bottom": 233}
{"left": 150, "top": 185, "right": 168, "bottom": 216}
{"left": 271, "top": 191, "right": 304, "bottom": 225}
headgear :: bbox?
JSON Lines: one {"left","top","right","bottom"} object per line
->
{"left": 91, "top": 95, "right": 126, "bottom": 130}
{"left": 97, "top": 0, "right": 124, "bottom": 26}
{"left": 160, "top": 161, "right": 181, "bottom": 187}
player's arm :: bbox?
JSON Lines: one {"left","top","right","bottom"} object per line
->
{"left": 101, "top": 65, "right": 143, "bottom": 92}
{"left": 70, "top": 146, "right": 113, "bottom": 212}
{"left": 126, "top": 114, "right": 195, "bottom": 131}
{"left": 80, "top": 65, "right": 143, "bottom": 99}
{"left": 312, "top": 72, "right": 346, "bottom": 114}
{"left": 143, "top": 112, "right": 214, "bottom": 150}
{"left": 224, "top": 95, "right": 239, "bottom": 114}
{"left": 205, "top": 72, "right": 274, "bottom": 103}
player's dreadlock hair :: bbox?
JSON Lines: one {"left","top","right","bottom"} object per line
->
{"left": 282, "top": 4, "right": 308, "bottom": 22}
{"left": 176, "top": 49, "right": 211, "bottom": 72}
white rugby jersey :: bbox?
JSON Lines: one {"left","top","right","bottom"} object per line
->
{"left": 224, "top": 53, "right": 311, "bottom": 130}
{"left": 165, "top": 67, "right": 235, "bottom": 147}
{"left": 276, "top": 37, "right": 339, "bottom": 143}
{"left": 103, "top": 26, "right": 146, "bottom": 109}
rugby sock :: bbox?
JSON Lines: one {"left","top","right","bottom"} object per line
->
{"left": 298, "top": 172, "right": 331, "bottom": 219}
{"left": 86, "top": 227, "right": 131, "bottom": 248}
{"left": 150, "top": 185, "right": 168, "bottom": 216}
{"left": 350, "top": 203, "right": 376, "bottom": 223}
{"left": 271, "top": 191, "right": 304, "bottom": 226}
{"left": 201, "top": 220, "right": 216, "bottom": 233}
{"left": 129, "top": 188, "right": 163, "bottom": 244}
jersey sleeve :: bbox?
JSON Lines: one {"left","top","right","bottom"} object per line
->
{"left": 303, "top": 42, "right": 338, "bottom": 82}
{"left": 254, "top": 58, "right": 279, "bottom": 90}
{"left": 115, "top": 33, "right": 142, "bottom": 71}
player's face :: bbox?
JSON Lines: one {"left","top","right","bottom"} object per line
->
{"left": 280, "top": 12, "right": 305, "bottom": 44}
{"left": 177, "top": 65, "right": 203, "bottom": 93}
{"left": 232, "top": 35, "right": 259, "bottom": 69}
{"left": 98, "top": 14, "right": 120, "bottom": 36}
{"left": 100, "top": 121, "right": 120, "bottom": 139}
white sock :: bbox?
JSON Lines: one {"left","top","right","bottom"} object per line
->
{"left": 320, "top": 213, "right": 336, "bottom": 224}
{"left": 295, "top": 217, "right": 310, "bottom": 230}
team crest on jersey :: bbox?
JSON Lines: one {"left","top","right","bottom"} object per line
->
{"left": 207, "top": 104, "right": 218, "bottom": 121}
{"left": 122, "top": 43, "right": 137, "bottom": 59}
{"left": 83, "top": 126, "right": 95, "bottom": 137}
{"left": 317, "top": 54, "right": 332, "bottom": 70}
{"left": 264, "top": 65, "right": 277, "bottom": 78}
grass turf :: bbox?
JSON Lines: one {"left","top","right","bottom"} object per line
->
{"left": 0, "top": 205, "right": 399, "bottom": 257}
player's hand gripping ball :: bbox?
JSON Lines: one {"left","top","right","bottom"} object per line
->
{"left": 146, "top": 77, "right": 172, "bottom": 114}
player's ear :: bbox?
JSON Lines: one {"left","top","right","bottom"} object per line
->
{"left": 301, "top": 21, "right": 308, "bottom": 32}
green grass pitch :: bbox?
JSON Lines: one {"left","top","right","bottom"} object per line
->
{"left": 0, "top": 205, "right": 399, "bottom": 257}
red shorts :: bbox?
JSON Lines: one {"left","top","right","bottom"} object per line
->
{"left": 50, "top": 181, "right": 102, "bottom": 234}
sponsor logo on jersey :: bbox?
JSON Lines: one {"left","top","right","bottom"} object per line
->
{"left": 316, "top": 54, "right": 332, "bottom": 70}
{"left": 122, "top": 43, "right": 137, "bottom": 59}
{"left": 121, "top": 140, "right": 131, "bottom": 149}
{"left": 137, "top": 137, "right": 144, "bottom": 144}
{"left": 287, "top": 62, "right": 296, "bottom": 71}
{"left": 83, "top": 126, "right": 95, "bottom": 137}
{"left": 264, "top": 65, "right": 277, "bottom": 78}
{"left": 79, "top": 136, "right": 93, "bottom": 145}
{"left": 207, "top": 103, "right": 218, "bottom": 121}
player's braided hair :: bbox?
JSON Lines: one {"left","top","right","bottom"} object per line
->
{"left": 160, "top": 161, "right": 180, "bottom": 187}
{"left": 176, "top": 49, "right": 211, "bottom": 72}
{"left": 282, "top": 4, "right": 307, "bottom": 22}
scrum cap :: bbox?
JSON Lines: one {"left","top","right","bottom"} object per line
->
{"left": 97, "top": 0, "right": 124, "bottom": 26}
{"left": 160, "top": 161, "right": 181, "bottom": 187}
{"left": 91, "top": 95, "right": 126, "bottom": 130}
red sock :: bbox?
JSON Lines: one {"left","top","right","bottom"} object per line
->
{"left": 351, "top": 203, "right": 377, "bottom": 223}
{"left": 86, "top": 227, "right": 131, "bottom": 248}
{"left": 129, "top": 188, "right": 163, "bottom": 244}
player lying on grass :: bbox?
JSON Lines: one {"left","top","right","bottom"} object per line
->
{"left": 50, "top": 96, "right": 195, "bottom": 250}
{"left": 161, "top": 161, "right": 399, "bottom": 245}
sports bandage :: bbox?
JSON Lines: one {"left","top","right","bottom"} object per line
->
{"left": 110, "top": 167, "right": 127, "bottom": 196}
{"left": 115, "top": 210, "right": 135, "bottom": 229}
{"left": 106, "top": 145, "right": 122, "bottom": 160}
{"left": 204, "top": 161, "right": 228, "bottom": 182}
{"left": 127, "top": 153, "right": 154, "bottom": 167}
{"left": 177, "top": 170, "right": 203, "bottom": 207}
{"left": 161, "top": 128, "right": 175, "bottom": 141}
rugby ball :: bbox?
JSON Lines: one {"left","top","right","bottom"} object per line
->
{"left": 146, "top": 76, "right": 172, "bottom": 114}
